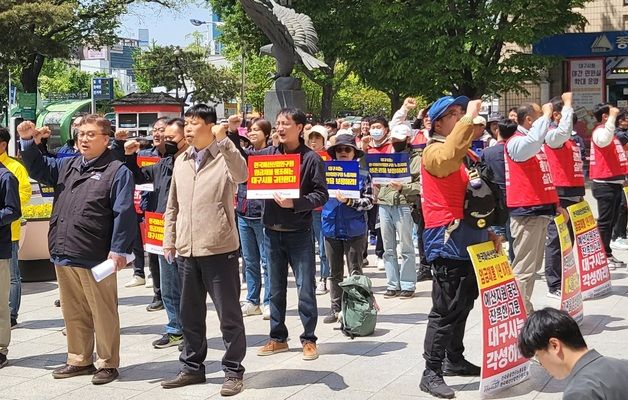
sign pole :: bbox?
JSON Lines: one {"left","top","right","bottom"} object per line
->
{"left": 91, "top": 78, "right": 96, "bottom": 114}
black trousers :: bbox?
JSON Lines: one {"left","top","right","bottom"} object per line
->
{"left": 325, "top": 236, "right": 366, "bottom": 313}
{"left": 423, "top": 258, "right": 478, "bottom": 372}
{"left": 592, "top": 182, "right": 624, "bottom": 256}
{"left": 415, "top": 210, "right": 429, "bottom": 268}
{"left": 177, "top": 251, "right": 246, "bottom": 378}
{"left": 613, "top": 192, "right": 627, "bottom": 240}
{"left": 544, "top": 198, "right": 578, "bottom": 292}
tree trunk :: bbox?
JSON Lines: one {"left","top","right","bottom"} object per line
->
{"left": 21, "top": 54, "right": 46, "bottom": 93}
{"left": 389, "top": 92, "right": 402, "bottom": 116}
{"left": 320, "top": 82, "right": 333, "bottom": 121}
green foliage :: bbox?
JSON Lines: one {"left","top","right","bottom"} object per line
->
{"left": 133, "top": 44, "right": 239, "bottom": 104}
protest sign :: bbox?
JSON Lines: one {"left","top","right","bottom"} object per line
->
{"left": 325, "top": 160, "right": 360, "bottom": 199}
{"left": 365, "top": 153, "right": 411, "bottom": 184}
{"left": 624, "top": 186, "right": 628, "bottom": 203}
{"left": 37, "top": 183, "right": 55, "bottom": 198}
{"left": 317, "top": 150, "right": 331, "bottom": 161}
{"left": 133, "top": 156, "right": 159, "bottom": 213}
{"left": 567, "top": 201, "right": 612, "bottom": 300}
{"left": 247, "top": 154, "right": 301, "bottom": 199}
{"left": 143, "top": 211, "right": 164, "bottom": 255}
{"left": 555, "top": 214, "right": 584, "bottom": 323}
{"left": 467, "top": 241, "right": 530, "bottom": 397}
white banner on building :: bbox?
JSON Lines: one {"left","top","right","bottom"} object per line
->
{"left": 569, "top": 58, "right": 605, "bottom": 132}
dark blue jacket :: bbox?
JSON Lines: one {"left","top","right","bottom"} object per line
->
{"left": 137, "top": 147, "right": 161, "bottom": 212}
{"left": 236, "top": 182, "right": 264, "bottom": 219}
{"left": 321, "top": 171, "right": 369, "bottom": 240}
{"left": 0, "top": 163, "right": 21, "bottom": 259}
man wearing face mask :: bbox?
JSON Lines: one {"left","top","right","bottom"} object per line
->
{"left": 361, "top": 116, "right": 393, "bottom": 155}
{"left": 377, "top": 124, "right": 421, "bottom": 298}
{"left": 123, "top": 118, "right": 188, "bottom": 350}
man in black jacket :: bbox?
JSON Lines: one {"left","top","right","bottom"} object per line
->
{"left": 17, "top": 117, "right": 136, "bottom": 385}
{"left": 124, "top": 118, "right": 188, "bottom": 350}
{"left": 0, "top": 161, "right": 22, "bottom": 369}
{"left": 253, "top": 108, "right": 329, "bottom": 361}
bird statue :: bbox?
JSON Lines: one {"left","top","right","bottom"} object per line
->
{"left": 240, "top": 0, "right": 329, "bottom": 80}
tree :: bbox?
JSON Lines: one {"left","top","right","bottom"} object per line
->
{"left": 0, "top": 0, "right": 182, "bottom": 94}
{"left": 133, "top": 45, "right": 239, "bottom": 106}
{"left": 37, "top": 59, "right": 125, "bottom": 100}
{"left": 346, "top": 0, "right": 587, "bottom": 104}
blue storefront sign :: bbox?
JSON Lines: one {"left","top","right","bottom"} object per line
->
{"left": 533, "top": 31, "right": 628, "bottom": 57}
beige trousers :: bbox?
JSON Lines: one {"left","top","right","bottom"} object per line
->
{"left": 56, "top": 265, "right": 120, "bottom": 369}
{"left": 510, "top": 216, "right": 551, "bottom": 315}
{"left": 0, "top": 259, "right": 10, "bottom": 356}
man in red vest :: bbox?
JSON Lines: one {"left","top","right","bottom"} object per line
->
{"left": 543, "top": 92, "right": 580, "bottom": 299}
{"left": 419, "top": 96, "right": 500, "bottom": 399}
{"left": 506, "top": 102, "right": 563, "bottom": 315}
{"left": 590, "top": 104, "right": 626, "bottom": 267}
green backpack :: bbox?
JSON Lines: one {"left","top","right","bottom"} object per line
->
{"left": 339, "top": 274, "right": 378, "bottom": 339}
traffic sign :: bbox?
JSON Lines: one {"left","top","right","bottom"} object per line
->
{"left": 92, "top": 78, "right": 114, "bottom": 101}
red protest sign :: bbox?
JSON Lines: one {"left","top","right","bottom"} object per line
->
{"left": 568, "top": 201, "right": 612, "bottom": 300}
{"left": 143, "top": 211, "right": 164, "bottom": 255}
{"left": 134, "top": 156, "right": 160, "bottom": 214}
{"left": 468, "top": 241, "right": 530, "bottom": 396}
{"left": 317, "top": 150, "right": 331, "bottom": 161}
{"left": 555, "top": 214, "right": 584, "bottom": 323}
{"left": 247, "top": 154, "right": 301, "bottom": 199}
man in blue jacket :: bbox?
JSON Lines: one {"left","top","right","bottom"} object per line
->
{"left": 0, "top": 161, "right": 23, "bottom": 369}
{"left": 17, "top": 117, "right": 136, "bottom": 385}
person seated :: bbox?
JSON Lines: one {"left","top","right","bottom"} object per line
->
{"left": 518, "top": 308, "right": 628, "bottom": 400}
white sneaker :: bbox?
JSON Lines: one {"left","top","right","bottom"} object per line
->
{"left": 546, "top": 289, "right": 561, "bottom": 300}
{"left": 316, "top": 280, "right": 328, "bottom": 295}
{"left": 363, "top": 258, "right": 369, "bottom": 267}
{"left": 145, "top": 276, "right": 153, "bottom": 288}
{"left": 262, "top": 304, "right": 271, "bottom": 320}
{"left": 610, "top": 239, "right": 628, "bottom": 250}
{"left": 124, "top": 275, "right": 146, "bottom": 288}
{"left": 377, "top": 258, "right": 385, "bottom": 271}
{"left": 241, "top": 301, "right": 262, "bottom": 316}
{"left": 608, "top": 256, "right": 625, "bottom": 270}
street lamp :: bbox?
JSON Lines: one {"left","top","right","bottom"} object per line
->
{"left": 189, "top": 19, "right": 225, "bottom": 56}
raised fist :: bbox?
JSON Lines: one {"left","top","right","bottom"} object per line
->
{"left": 403, "top": 97, "right": 417, "bottom": 110}
{"left": 465, "top": 100, "right": 482, "bottom": 119}
{"left": 37, "top": 126, "right": 51, "bottom": 139}
{"left": 212, "top": 124, "right": 227, "bottom": 142}
{"left": 561, "top": 92, "right": 572, "bottom": 106}
{"left": 542, "top": 102, "right": 554, "bottom": 117}
{"left": 17, "top": 121, "right": 37, "bottom": 139}
{"left": 124, "top": 140, "right": 140, "bottom": 155}
{"left": 114, "top": 130, "right": 129, "bottom": 141}
{"left": 610, "top": 107, "right": 620, "bottom": 118}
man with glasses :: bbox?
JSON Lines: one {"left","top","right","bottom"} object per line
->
{"left": 17, "top": 116, "right": 137, "bottom": 385}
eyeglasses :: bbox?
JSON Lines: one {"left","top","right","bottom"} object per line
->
{"left": 77, "top": 131, "right": 108, "bottom": 140}
{"left": 442, "top": 110, "right": 463, "bottom": 119}
{"left": 335, "top": 146, "right": 354, "bottom": 153}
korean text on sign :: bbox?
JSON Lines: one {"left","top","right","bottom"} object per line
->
{"left": 555, "top": 214, "right": 584, "bottom": 323}
{"left": 133, "top": 156, "right": 159, "bottom": 214}
{"left": 325, "top": 160, "right": 360, "bottom": 199}
{"left": 467, "top": 241, "right": 530, "bottom": 397}
{"left": 247, "top": 154, "right": 301, "bottom": 199}
{"left": 142, "top": 211, "right": 164, "bottom": 255}
{"left": 567, "top": 200, "right": 612, "bottom": 300}
{"left": 365, "top": 153, "right": 411, "bottom": 185}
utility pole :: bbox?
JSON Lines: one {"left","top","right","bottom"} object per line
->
{"left": 241, "top": 48, "right": 246, "bottom": 115}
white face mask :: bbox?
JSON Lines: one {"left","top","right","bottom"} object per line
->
{"left": 370, "top": 129, "right": 385, "bottom": 140}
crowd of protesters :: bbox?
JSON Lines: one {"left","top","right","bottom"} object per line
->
{"left": 0, "top": 89, "right": 627, "bottom": 399}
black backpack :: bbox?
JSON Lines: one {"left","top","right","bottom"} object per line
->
{"left": 463, "top": 150, "right": 508, "bottom": 229}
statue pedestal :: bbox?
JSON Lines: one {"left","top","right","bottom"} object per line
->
{"left": 264, "top": 77, "right": 306, "bottom": 123}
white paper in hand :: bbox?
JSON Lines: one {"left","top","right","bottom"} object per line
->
{"left": 92, "top": 253, "right": 136, "bottom": 282}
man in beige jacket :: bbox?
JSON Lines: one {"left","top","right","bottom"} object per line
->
{"left": 161, "top": 104, "right": 248, "bottom": 397}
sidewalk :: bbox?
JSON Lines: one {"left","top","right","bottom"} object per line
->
{"left": 2, "top": 198, "right": 628, "bottom": 399}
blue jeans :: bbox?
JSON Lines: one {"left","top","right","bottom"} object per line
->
{"left": 379, "top": 205, "right": 417, "bottom": 291}
{"left": 265, "top": 228, "right": 318, "bottom": 344}
{"left": 238, "top": 216, "right": 269, "bottom": 306}
{"left": 158, "top": 255, "right": 182, "bottom": 335}
{"left": 311, "top": 210, "right": 329, "bottom": 280}
{"left": 9, "top": 241, "right": 19, "bottom": 320}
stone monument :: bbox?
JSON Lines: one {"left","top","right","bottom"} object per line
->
{"left": 240, "top": 0, "right": 328, "bottom": 122}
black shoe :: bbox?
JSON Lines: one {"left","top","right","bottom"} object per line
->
{"left": 220, "top": 377, "right": 244, "bottom": 396}
{"left": 54, "top": 299, "right": 61, "bottom": 307}
{"left": 153, "top": 333, "right": 184, "bottom": 349}
{"left": 419, "top": 369, "right": 454, "bottom": 399}
{"left": 178, "top": 342, "right": 184, "bottom": 352}
{"left": 52, "top": 364, "right": 97, "bottom": 379}
{"left": 323, "top": 311, "right": 339, "bottom": 324}
{"left": 399, "top": 290, "right": 414, "bottom": 299}
{"left": 383, "top": 289, "right": 399, "bottom": 298}
{"left": 92, "top": 368, "right": 119, "bottom": 385}
{"left": 0, "top": 353, "right": 7, "bottom": 369}
{"left": 442, "top": 357, "right": 481, "bottom": 376}
{"left": 417, "top": 265, "right": 433, "bottom": 282}
{"left": 146, "top": 298, "right": 164, "bottom": 312}
{"left": 161, "top": 371, "right": 206, "bottom": 389}
{"left": 10, "top": 318, "right": 17, "bottom": 330}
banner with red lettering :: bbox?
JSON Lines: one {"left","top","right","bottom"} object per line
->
{"left": 134, "top": 156, "right": 159, "bottom": 213}
{"left": 467, "top": 241, "right": 530, "bottom": 397}
{"left": 143, "top": 211, "right": 164, "bottom": 255}
{"left": 555, "top": 214, "right": 584, "bottom": 323}
{"left": 567, "top": 201, "right": 612, "bottom": 300}
{"left": 247, "top": 154, "right": 301, "bottom": 199}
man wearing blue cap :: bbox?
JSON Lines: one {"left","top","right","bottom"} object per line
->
{"left": 419, "top": 96, "right": 500, "bottom": 399}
